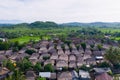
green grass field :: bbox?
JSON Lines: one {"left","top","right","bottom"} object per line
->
{"left": 9, "top": 36, "right": 41, "bottom": 44}
{"left": 98, "top": 28, "right": 120, "bottom": 33}
{"left": 2, "top": 27, "right": 120, "bottom": 43}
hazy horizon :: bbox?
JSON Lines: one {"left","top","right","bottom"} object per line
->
{"left": 1, "top": 0, "right": 120, "bottom": 23}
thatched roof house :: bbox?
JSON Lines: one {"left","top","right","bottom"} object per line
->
{"left": 44, "top": 60, "right": 55, "bottom": 66}
{"left": 57, "top": 72, "right": 72, "bottom": 80}
{"left": 59, "top": 54, "right": 68, "bottom": 61}
{"left": 69, "top": 54, "right": 76, "bottom": 62}
{"left": 69, "top": 61, "right": 76, "bottom": 68}
{"left": 56, "top": 60, "right": 68, "bottom": 68}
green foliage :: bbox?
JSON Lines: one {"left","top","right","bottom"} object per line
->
{"left": 97, "top": 44, "right": 103, "bottom": 51}
{"left": 64, "top": 40, "right": 71, "bottom": 46}
{"left": 5, "top": 69, "right": 25, "bottom": 80}
{"left": 0, "top": 41, "right": 10, "bottom": 50}
{"left": 25, "top": 49, "right": 36, "bottom": 55}
{"left": 62, "top": 67, "right": 68, "bottom": 71}
{"left": 6, "top": 60, "right": 15, "bottom": 71}
{"left": 12, "top": 47, "right": 19, "bottom": 52}
{"left": 61, "top": 44, "right": 65, "bottom": 51}
{"left": 36, "top": 77, "right": 46, "bottom": 80}
{"left": 43, "top": 56, "right": 50, "bottom": 60}
{"left": 17, "top": 58, "right": 33, "bottom": 71}
{"left": 105, "top": 47, "right": 120, "bottom": 69}
{"left": 76, "top": 44, "right": 80, "bottom": 50}
{"left": 90, "top": 44, "right": 95, "bottom": 48}
{"left": 81, "top": 42, "right": 86, "bottom": 52}
{"left": 80, "top": 65, "right": 92, "bottom": 71}
{"left": 97, "top": 62, "right": 111, "bottom": 68}
{"left": 44, "top": 64, "right": 54, "bottom": 72}
{"left": 30, "top": 21, "right": 58, "bottom": 28}
{"left": 113, "top": 63, "right": 120, "bottom": 69}
{"left": 34, "top": 62, "right": 42, "bottom": 72}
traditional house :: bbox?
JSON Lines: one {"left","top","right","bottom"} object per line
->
{"left": 29, "top": 53, "right": 39, "bottom": 65}
{"left": 70, "top": 43, "right": 76, "bottom": 49}
{"left": 72, "top": 49, "right": 80, "bottom": 54}
{"left": 83, "top": 53, "right": 91, "bottom": 60}
{"left": 48, "top": 48, "right": 57, "bottom": 54}
{"left": 57, "top": 49, "right": 64, "bottom": 55}
{"left": 5, "top": 50, "right": 13, "bottom": 57}
{"left": 95, "top": 72, "right": 113, "bottom": 80}
{"left": 57, "top": 72, "right": 72, "bottom": 80}
{"left": 15, "top": 53, "right": 29, "bottom": 61}
{"left": 9, "top": 54, "right": 18, "bottom": 61}
{"left": 56, "top": 60, "right": 68, "bottom": 68}
{"left": 39, "top": 53, "right": 50, "bottom": 60}
{"left": 58, "top": 54, "right": 68, "bottom": 61}
{"left": 26, "top": 71, "right": 36, "bottom": 80}
{"left": 0, "top": 51, "right": 4, "bottom": 55}
{"left": 0, "top": 67, "right": 13, "bottom": 80}
{"left": 65, "top": 50, "right": 71, "bottom": 55}
{"left": 76, "top": 56, "right": 84, "bottom": 67}
{"left": 69, "top": 61, "right": 76, "bottom": 68}
{"left": 39, "top": 46, "right": 48, "bottom": 53}
{"left": 44, "top": 60, "right": 55, "bottom": 66}
{"left": 64, "top": 44, "right": 69, "bottom": 50}
{"left": 69, "top": 54, "right": 76, "bottom": 62}
{"left": 0, "top": 55, "right": 7, "bottom": 62}
{"left": 50, "top": 54, "right": 58, "bottom": 60}
{"left": 29, "top": 53, "right": 39, "bottom": 60}
{"left": 56, "top": 45, "right": 62, "bottom": 50}
{"left": 18, "top": 49, "right": 25, "bottom": 54}
{"left": 93, "top": 68, "right": 111, "bottom": 73}
{"left": 85, "top": 58, "right": 96, "bottom": 65}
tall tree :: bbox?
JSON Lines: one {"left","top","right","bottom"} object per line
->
{"left": 105, "top": 47, "right": 120, "bottom": 68}
{"left": 81, "top": 42, "right": 86, "bottom": 52}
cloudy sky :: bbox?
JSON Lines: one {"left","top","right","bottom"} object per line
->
{"left": 0, "top": 0, "right": 120, "bottom": 23}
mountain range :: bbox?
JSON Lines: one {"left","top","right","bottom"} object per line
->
{"left": 0, "top": 20, "right": 120, "bottom": 27}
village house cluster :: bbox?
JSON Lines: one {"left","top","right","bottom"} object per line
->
{"left": 0, "top": 38, "right": 118, "bottom": 80}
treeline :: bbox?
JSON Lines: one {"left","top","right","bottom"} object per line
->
{"left": 68, "top": 28, "right": 104, "bottom": 39}
{"left": 0, "top": 21, "right": 59, "bottom": 28}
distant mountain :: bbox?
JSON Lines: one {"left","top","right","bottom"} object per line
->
{"left": 1, "top": 21, "right": 120, "bottom": 28}
{"left": 61, "top": 22, "right": 120, "bottom": 27}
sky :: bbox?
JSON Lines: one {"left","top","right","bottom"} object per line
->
{"left": 0, "top": 0, "right": 120, "bottom": 23}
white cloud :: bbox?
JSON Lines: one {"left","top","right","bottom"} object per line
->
{"left": 0, "top": 0, "right": 120, "bottom": 23}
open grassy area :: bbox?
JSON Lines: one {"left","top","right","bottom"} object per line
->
{"left": 9, "top": 36, "right": 41, "bottom": 44}
{"left": 2, "top": 26, "right": 120, "bottom": 43}
{"left": 98, "top": 28, "right": 120, "bottom": 33}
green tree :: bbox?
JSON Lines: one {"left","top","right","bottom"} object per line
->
{"left": 97, "top": 62, "right": 111, "bottom": 68}
{"left": 105, "top": 47, "right": 120, "bottom": 69}
{"left": 25, "top": 49, "right": 36, "bottom": 55}
{"left": 6, "top": 60, "right": 15, "bottom": 71}
{"left": 12, "top": 47, "right": 19, "bottom": 52}
{"left": 34, "top": 62, "right": 42, "bottom": 72}
{"left": 97, "top": 44, "right": 103, "bottom": 51}
{"left": 37, "top": 77, "right": 46, "bottom": 80}
{"left": 17, "top": 58, "right": 33, "bottom": 71}
{"left": 13, "top": 69, "right": 25, "bottom": 80}
{"left": 5, "top": 69, "right": 25, "bottom": 80}
{"left": 81, "top": 42, "right": 86, "bottom": 52}
{"left": 44, "top": 64, "right": 54, "bottom": 72}
{"left": 90, "top": 44, "right": 94, "bottom": 48}
{"left": 43, "top": 56, "right": 50, "bottom": 60}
